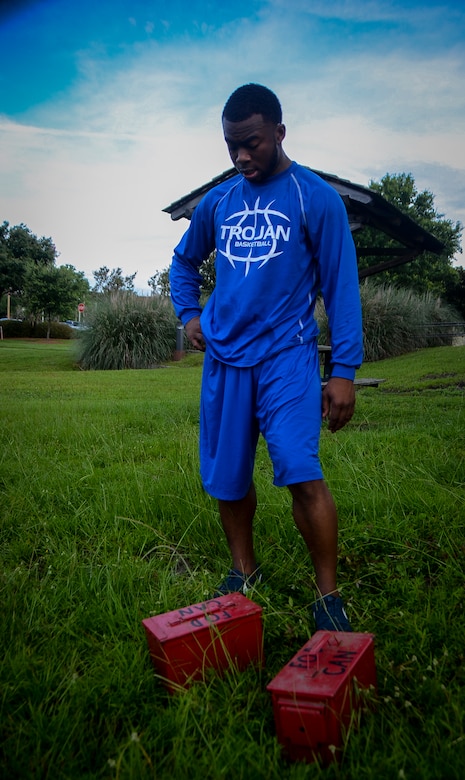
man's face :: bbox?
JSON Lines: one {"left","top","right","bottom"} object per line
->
{"left": 222, "top": 113, "right": 286, "bottom": 183}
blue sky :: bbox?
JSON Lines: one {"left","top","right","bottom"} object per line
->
{"left": 1, "top": 0, "right": 464, "bottom": 291}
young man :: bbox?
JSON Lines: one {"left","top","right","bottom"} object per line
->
{"left": 170, "top": 84, "right": 363, "bottom": 631}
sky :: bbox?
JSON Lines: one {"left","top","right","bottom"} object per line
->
{"left": 1, "top": 0, "right": 464, "bottom": 293}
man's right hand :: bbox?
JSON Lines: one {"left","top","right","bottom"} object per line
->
{"left": 185, "top": 316, "right": 206, "bottom": 351}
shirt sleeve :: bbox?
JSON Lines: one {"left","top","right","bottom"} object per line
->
{"left": 307, "top": 185, "right": 363, "bottom": 379}
{"left": 169, "top": 194, "right": 216, "bottom": 326}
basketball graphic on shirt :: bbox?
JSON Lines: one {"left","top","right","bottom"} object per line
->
{"left": 218, "top": 197, "right": 291, "bottom": 276}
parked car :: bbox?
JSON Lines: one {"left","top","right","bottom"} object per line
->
{"left": 60, "top": 321, "right": 88, "bottom": 330}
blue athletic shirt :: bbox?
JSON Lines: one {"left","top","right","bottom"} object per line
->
{"left": 170, "top": 162, "right": 363, "bottom": 378}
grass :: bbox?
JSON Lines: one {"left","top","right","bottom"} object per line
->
{"left": 316, "top": 280, "right": 461, "bottom": 362}
{"left": 77, "top": 294, "right": 177, "bottom": 370}
{"left": 1, "top": 339, "right": 465, "bottom": 779}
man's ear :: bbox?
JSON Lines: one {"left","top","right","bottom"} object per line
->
{"left": 275, "top": 123, "right": 286, "bottom": 143}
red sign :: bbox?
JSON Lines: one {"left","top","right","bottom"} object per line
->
{"left": 78, "top": 303, "right": 85, "bottom": 312}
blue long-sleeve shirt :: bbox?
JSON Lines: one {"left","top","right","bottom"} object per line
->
{"left": 170, "top": 162, "right": 363, "bottom": 379}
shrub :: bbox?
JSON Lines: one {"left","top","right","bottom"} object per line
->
{"left": 0, "top": 319, "right": 25, "bottom": 338}
{"left": 77, "top": 293, "right": 178, "bottom": 370}
{"left": 31, "top": 321, "right": 78, "bottom": 339}
{"left": 315, "top": 279, "right": 461, "bottom": 362}
{"left": 0, "top": 320, "right": 77, "bottom": 339}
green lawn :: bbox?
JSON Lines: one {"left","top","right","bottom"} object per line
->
{"left": 1, "top": 340, "right": 464, "bottom": 779}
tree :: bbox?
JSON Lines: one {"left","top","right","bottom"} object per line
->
{"left": 7, "top": 223, "right": 57, "bottom": 266}
{"left": 148, "top": 252, "right": 217, "bottom": 300}
{"left": 0, "top": 221, "right": 57, "bottom": 299}
{"left": 444, "top": 265, "right": 465, "bottom": 318}
{"left": 23, "top": 264, "right": 90, "bottom": 337}
{"left": 148, "top": 267, "right": 170, "bottom": 296}
{"left": 0, "top": 246, "right": 24, "bottom": 299}
{"left": 354, "top": 173, "right": 463, "bottom": 298}
{"left": 92, "top": 266, "right": 137, "bottom": 293}
{"left": 199, "top": 251, "right": 216, "bottom": 297}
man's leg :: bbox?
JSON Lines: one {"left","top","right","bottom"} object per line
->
{"left": 288, "top": 479, "right": 338, "bottom": 597}
{"left": 218, "top": 482, "right": 258, "bottom": 575}
{"left": 288, "top": 479, "right": 352, "bottom": 630}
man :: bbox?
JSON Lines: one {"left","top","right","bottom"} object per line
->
{"left": 170, "top": 84, "right": 363, "bottom": 631}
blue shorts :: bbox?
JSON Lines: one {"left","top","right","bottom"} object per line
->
{"left": 199, "top": 344, "right": 324, "bottom": 500}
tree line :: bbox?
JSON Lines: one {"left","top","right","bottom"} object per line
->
{"left": 0, "top": 225, "right": 141, "bottom": 327}
{"left": 0, "top": 222, "right": 89, "bottom": 327}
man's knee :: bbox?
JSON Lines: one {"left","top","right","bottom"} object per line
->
{"left": 288, "top": 479, "right": 327, "bottom": 503}
{"left": 287, "top": 479, "right": 327, "bottom": 498}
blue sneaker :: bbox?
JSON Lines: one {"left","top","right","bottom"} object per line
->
{"left": 313, "top": 594, "right": 353, "bottom": 632}
{"left": 213, "top": 567, "right": 262, "bottom": 598}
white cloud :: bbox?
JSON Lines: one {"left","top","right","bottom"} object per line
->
{"left": 0, "top": 114, "right": 227, "bottom": 289}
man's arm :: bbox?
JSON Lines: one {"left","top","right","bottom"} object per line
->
{"left": 169, "top": 195, "right": 215, "bottom": 344}
{"left": 311, "top": 186, "right": 363, "bottom": 428}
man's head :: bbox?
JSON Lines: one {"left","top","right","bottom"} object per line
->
{"left": 222, "top": 83, "right": 290, "bottom": 183}
{"left": 222, "top": 83, "right": 282, "bottom": 125}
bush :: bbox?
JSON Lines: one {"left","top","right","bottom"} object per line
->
{"left": 316, "top": 279, "right": 461, "bottom": 362}
{"left": 0, "top": 319, "right": 25, "bottom": 338}
{"left": 0, "top": 320, "right": 77, "bottom": 339}
{"left": 31, "top": 321, "right": 78, "bottom": 339}
{"left": 77, "top": 293, "right": 178, "bottom": 370}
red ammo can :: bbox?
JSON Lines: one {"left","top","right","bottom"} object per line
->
{"left": 267, "top": 631, "right": 376, "bottom": 764}
{"left": 142, "top": 594, "right": 263, "bottom": 692}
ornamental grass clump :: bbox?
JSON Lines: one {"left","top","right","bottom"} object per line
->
{"left": 78, "top": 293, "right": 178, "bottom": 370}
{"left": 316, "top": 279, "right": 460, "bottom": 362}
{"left": 360, "top": 283, "right": 420, "bottom": 361}
{"left": 359, "top": 282, "right": 460, "bottom": 361}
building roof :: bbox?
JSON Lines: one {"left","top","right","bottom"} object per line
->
{"left": 163, "top": 167, "right": 445, "bottom": 278}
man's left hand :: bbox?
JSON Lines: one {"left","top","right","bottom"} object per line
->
{"left": 322, "top": 377, "right": 356, "bottom": 433}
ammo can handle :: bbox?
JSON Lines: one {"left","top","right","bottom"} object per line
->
{"left": 309, "top": 631, "right": 342, "bottom": 667}
{"left": 166, "top": 599, "right": 236, "bottom": 626}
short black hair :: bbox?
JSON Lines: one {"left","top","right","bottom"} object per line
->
{"left": 222, "top": 83, "right": 282, "bottom": 124}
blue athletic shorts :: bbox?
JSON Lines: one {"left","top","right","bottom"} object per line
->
{"left": 199, "top": 343, "right": 324, "bottom": 500}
